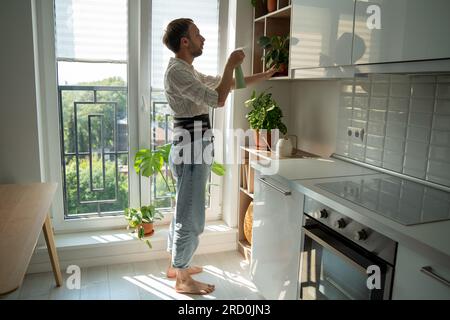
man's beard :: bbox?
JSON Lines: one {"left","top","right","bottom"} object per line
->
{"left": 191, "top": 47, "right": 203, "bottom": 58}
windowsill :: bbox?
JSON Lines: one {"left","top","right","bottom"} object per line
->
{"left": 36, "top": 220, "right": 236, "bottom": 251}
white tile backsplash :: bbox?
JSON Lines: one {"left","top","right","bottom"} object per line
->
{"left": 410, "top": 98, "right": 434, "bottom": 113}
{"left": 336, "top": 74, "right": 450, "bottom": 187}
{"left": 372, "top": 83, "right": 389, "bottom": 97}
{"left": 387, "top": 111, "right": 408, "bottom": 123}
{"left": 435, "top": 99, "right": 450, "bottom": 115}
{"left": 406, "top": 125, "right": 431, "bottom": 142}
{"left": 437, "top": 83, "right": 450, "bottom": 98}
{"left": 388, "top": 97, "right": 410, "bottom": 112}
{"left": 409, "top": 112, "right": 433, "bottom": 127}
{"left": 429, "top": 145, "right": 450, "bottom": 162}
{"left": 384, "top": 137, "right": 405, "bottom": 151}
{"left": 433, "top": 115, "right": 450, "bottom": 131}
{"left": 369, "top": 110, "right": 387, "bottom": 122}
{"left": 390, "top": 83, "right": 411, "bottom": 97}
{"left": 370, "top": 97, "right": 388, "bottom": 110}
{"left": 367, "top": 134, "right": 384, "bottom": 148}
{"left": 411, "top": 83, "right": 436, "bottom": 98}
{"left": 353, "top": 96, "right": 369, "bottom": 109}
{"left": 386, "top": 124, "right": 407, "bottom": 139}
{"left": 431, "top": 130, "right": 450, "bottom": 146}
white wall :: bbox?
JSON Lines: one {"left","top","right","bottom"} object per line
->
{"left": 289, "top": 80, "right": 341, "bottom": 158}
{"left": 0, "top": 0, "right": 42, "bottom": 183}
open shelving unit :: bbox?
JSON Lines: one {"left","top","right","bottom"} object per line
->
{"left": 237, "top": 146, "right": 254, "bottom": 261}
{"left": 252, "top": 0, "right": 292, "bottom": 78}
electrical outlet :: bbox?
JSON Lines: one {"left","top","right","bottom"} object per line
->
{"left": 347, "top": 126, "right": 365, "bottom": 142}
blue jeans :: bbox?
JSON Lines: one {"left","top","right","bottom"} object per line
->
{"left": 167, "top": 138, "right": 213, "bottom": 269}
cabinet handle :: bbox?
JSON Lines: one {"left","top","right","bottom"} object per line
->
{"left": 420, "top": 266, "right": 450, "bottom": 287}
{"left": 258, "top": 177, "right": 291, "bottom": 196}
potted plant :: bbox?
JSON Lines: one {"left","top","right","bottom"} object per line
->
{"left": 124, "top": 205, "right": 163, "bottom": 248}
{"left": 251, "top": 0, "right": 277, "bottom": 13}
{"left": 245, "top": 89, "right": 288, "bottom": 150}
{"left": 258, "top": 34, "right": 290, "bottom": 77}
{"left": 126, "top": 143, "right": 226, "bottom": 248}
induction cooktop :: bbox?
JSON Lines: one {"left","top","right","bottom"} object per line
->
{"left": 317, "top": 175, "right": 450, "bottom": 226}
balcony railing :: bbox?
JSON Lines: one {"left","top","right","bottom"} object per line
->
{"left": 58, "top": 85, "right": 129, "bottom": 218}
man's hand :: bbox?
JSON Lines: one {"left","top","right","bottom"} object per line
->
{"left": 263, "top": 65, "right": 278, "bottom": 79}
{"left": 227, "top": 49, "right": 245, "bottom": 68}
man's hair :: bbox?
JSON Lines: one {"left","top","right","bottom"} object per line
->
{"left": 163, "top": 18, "right": 194, "bottom": 53}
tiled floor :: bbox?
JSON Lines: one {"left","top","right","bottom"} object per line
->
{"left": 1, "top": 251, "right": 264, "bottom": 300}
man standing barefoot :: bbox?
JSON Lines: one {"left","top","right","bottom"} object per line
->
{"left": 163, "top": 18, "right": 276, "bottom": 295}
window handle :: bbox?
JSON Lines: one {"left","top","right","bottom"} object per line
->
{"left": 141, "top": 95, "right": 148, "bottom": 113}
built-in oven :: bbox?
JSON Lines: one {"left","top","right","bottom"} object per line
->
{"left": 299, "top": 197, "right": 397, "bottom": 300}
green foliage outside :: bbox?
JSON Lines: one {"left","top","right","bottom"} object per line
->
{"left": 62, "top": 77, "right": 129, "bottom": 216}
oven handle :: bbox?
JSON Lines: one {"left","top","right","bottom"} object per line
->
{"left": 420, "top": 266, "right": 450, "bottom": 287}
{"left": 302, "top": 226, "right": 370, "bottom": 275}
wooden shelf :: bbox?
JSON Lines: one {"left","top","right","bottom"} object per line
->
{"left": 240, "top": 187, "right": 254, "bottom": 199}
{"left": 255, "top": 5, "right": 291, "bottom": 21}
{"left": 252, "top": 2, "right": 291, "bottom": 75}
{"left": 237, "top": 147, "right": 254, "bottom": 260}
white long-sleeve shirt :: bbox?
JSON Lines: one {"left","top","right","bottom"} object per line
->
{"left": 164, "top": 57, "right": 222, "bottom": 118}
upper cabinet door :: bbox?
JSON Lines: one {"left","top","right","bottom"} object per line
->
{"left": 290, "top": 0, "right": 355, "bottom": 69}
{"left": 353, "top": 0, "right": 450, "bottom": 64}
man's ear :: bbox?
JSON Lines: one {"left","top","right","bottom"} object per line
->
{"left": 180, "top": 37, "right": 189, "bottom": 48}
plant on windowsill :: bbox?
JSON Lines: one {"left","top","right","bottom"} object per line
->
{"left": 258, "top": 34, "right": 290, "bottom": 77}
{"left": 124, "top": 205, "right": 163, "bottom": 249}
{"left": 245, "top": 89, "right": 288, "bottom": 150}
{"left": 126, "top": 143, "right": 226, "bottom": 248}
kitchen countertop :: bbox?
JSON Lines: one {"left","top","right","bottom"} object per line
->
{"left": 250, "top": 155, "right": 450, "bottom": 268}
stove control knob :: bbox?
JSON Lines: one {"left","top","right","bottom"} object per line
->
{"left": 354, "top": 229, "right": 368, "bottom": 241}
{"left": 334, "top": 218, "right": 347, "bottom": 229}
{"left": 319, "top": 209, "right": 328, "bottom": 219}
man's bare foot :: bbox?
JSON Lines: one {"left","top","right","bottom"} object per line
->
{"left": 174, "top": 268, "right": 215, "bottom": 295}
{"left": 167, "top": 265, "right": 203, "bottom": 278}
{"left": 175, "top": 277, "right": 215, "bottom": 295}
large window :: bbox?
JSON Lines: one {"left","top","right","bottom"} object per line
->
{"left": 50, "top": 0, "right": 221, "bottom": 226}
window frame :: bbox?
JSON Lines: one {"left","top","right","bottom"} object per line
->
{"left": 34, "top": 0, "right": 226, "bottom": 233}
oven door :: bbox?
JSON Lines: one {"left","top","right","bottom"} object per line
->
{"left": 299, "top": 219, "right": 393, "bottom": 300}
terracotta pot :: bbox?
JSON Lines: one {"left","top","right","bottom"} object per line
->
{"left": 254, "top": 129, "right": 272, "bottom": 150}
{"left": 275, "top": 63, "right": 289, "bottom": 77}
{"left": 138, "top": 222, "right": 154, "bottom": 236}
{"left": 267, "top": 0, "right": 277, "bottom": 12}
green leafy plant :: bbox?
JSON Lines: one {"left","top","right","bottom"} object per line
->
{"left": 258, "top": 35, "right": 290, "bottom": 70}
{"left": 126, "top": 143, "right": 226, "bottom": 248}
{"left": 124, "top": 205, "right": 163, "bottom": 248}
{"left": 134, "top": 143, "right": 226, "bottom": 194}
{"left": 245, "top": 89, "right": 287, "bottom": 135}
{"left": 250, "top": 0, "right": 266, "bottom": 6}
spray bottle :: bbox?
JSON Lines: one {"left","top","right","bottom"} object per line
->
{"left": 234, "top": 47, "right": 246, "bottom": 89}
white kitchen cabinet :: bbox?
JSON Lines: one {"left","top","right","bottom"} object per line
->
{"left": 250, "top": 170, "right": 303, "bottom": 300}
{"left": 353, "top": 0, "right": 450, "bottom": 65}
{"left": 392, "top": 244, "right": 450, "bottom": 300}
{"left": 290, "top": 0, "right": 355, "bottom": 69}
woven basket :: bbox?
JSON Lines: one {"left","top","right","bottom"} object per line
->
{"left": 243, "top": 201, "right": 253, "bottom": 244}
